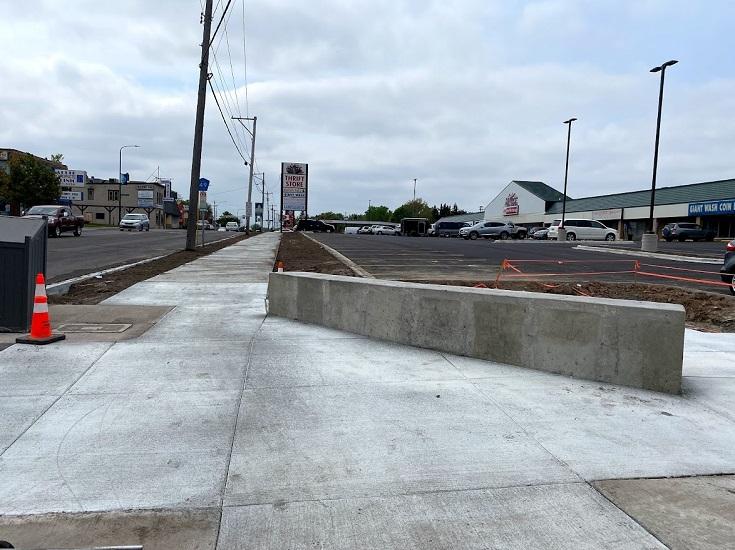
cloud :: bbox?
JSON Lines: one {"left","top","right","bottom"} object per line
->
{"left": 1, "top": 0, "right": 734, "bottom": 217}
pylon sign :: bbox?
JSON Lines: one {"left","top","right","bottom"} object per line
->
{"left": 281, "top": 163, "right": 307, "bottom": 211}
{"left": 198, "top": 178, "right": 210, "bottom": 191}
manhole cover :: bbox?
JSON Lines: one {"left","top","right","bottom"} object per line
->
{"left": 57, "top": 323, "right": 132, "bottom": 333}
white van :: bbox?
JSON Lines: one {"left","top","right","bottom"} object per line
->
{"left": 344, "top": 226, "right": 359, "bottom": 234}
{"left": 547, "top": 219, "right": 618, "bottom": 241}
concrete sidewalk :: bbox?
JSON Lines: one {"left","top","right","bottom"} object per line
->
{"left": 1, "top": 232, "right": 734, "bottom": 549}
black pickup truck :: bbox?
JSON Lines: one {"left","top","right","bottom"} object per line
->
{"left": 23, "top": 205, "right": 85, "bottom": 237}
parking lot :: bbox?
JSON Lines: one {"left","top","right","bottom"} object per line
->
{"left": 310, "top": 233, "right": 731, "bottom": 293}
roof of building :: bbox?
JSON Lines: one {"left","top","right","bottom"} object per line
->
{"left": 545, "top": 178, "right": 735, "bottom": 214}
{"left": 434, "top": 212, "right": 484, "bottom": 224}
{"left": 513, "top": 180, "right": 568, "bottom": 203}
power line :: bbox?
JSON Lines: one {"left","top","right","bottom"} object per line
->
{"left": 241, "top": 0, "right": 249, "bottom": 116}
{"left": 207, "top": 77, "right": 248, "bottom": 164}
{"left": 209, "top": 0, "right": 234, "bottom": 47}
{"left": 210, "top": 52, "right": 249, "bottom": 155}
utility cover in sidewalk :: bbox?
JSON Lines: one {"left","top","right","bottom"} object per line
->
{"left": 57, "top": 323, "right": 132, "bottom": 333}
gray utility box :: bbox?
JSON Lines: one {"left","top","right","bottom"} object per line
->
{"left": 0, "top": 216, "right": 48, "bottom": 332}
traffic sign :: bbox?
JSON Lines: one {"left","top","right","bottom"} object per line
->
{"left": 198, "top": 178, "right": 210, "bottom": 191}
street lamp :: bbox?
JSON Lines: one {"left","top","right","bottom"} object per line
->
{"left": 557, "top": 118, "right": 577, "bottom": 242}
{"left": 119, "top": 144, "right": 140, "bottom": 225}
{"left": 642, "top": 59, "right": 678, "bottom": 252}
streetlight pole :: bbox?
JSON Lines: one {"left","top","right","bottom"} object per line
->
{"left": 412, "top": 178, "right": 417, "bottom": 217}
{"left": 643, "top": 59, "right": 678, "bottom": 252}
{"left": 119, "top": 144, "right": 140, "bottom": 225}
{"left": 557, "top": 118, "right": 576, "bottom": 242}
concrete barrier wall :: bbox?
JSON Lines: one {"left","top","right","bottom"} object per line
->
{"left": 267, "top": 273, "right": 685, "bottom": 394}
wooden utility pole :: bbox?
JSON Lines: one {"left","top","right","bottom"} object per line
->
{"left": 185, "top": 0, "right": 213, "bottom": 251}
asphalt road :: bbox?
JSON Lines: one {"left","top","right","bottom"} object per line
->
{"left": 311, "top": 233, "right": 732, "bottom": 294}
{"left": 46, "top": 228, "right": 235, "bottom": 283}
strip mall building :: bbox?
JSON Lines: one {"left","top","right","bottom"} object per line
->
{"left": 481, "top": 179, "right": 735, "bottom": 239}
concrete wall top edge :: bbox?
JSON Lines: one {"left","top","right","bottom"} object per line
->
{"left": 268, "top": 272, "right": 685, "bottom": 314}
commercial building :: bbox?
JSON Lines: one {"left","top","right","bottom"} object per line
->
{"left": 72, "top": 178, "right": 169, "bottom": 227}
{"left": 483, "top": 179, "right": 735, "bottom": 239}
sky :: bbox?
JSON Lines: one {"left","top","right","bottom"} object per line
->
{"left": 2, "top": 0, "right": 734, "bottom": 217}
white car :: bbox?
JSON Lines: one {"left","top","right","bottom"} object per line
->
{"left": 547, "top": 219, "right": 618, "bottom": 241}
{"left": 225, "top": 221, "right": 239, "bottom": 231}
{"left": 372, "top": 225, "right": 399, "bottom": 235}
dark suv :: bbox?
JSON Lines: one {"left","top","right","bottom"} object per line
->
{"left": 434, "top": 221, "right": 471, "bottom": 237}
{"left": 294, "top": 219, "right": 335, "bottom": 233}
{"left": 662, "top": 223, "right": 715, "bottom": 242}
{"left": 720, "top": 240, "right": 735, "bottom": 295}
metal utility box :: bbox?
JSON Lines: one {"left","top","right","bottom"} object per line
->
{"left": 0, "top": 216, "right": 48, "bottom": 332}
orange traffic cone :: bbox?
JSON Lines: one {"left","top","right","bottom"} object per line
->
{"left": 16, "top": 273, "right": 66, "bottom": 345}
{"left": 276, "top": 261, "right": 284, "bottom": 273}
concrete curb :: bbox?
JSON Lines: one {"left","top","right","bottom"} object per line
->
{"left": 301, "top": 233, "right": 375, "bottom": 278}
{"left": 574, "top": 245, "right": 722, "bottom": 265}
{"left": 46, "top": 255, "right": 169, "bottom": 296}
{"left": 268, "top": 272, "right": 685, "bottom": 394}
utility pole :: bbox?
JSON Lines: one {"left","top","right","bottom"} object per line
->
{"left": 186, "top": 0, "right": 214, "bottom": 251}
{"left": 232, "top": 116, "right": 257, "bottom": 233}
{"left": 413, "top": 178, "right": 417, "bottom": 217}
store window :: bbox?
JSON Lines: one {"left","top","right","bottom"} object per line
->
{"left": 108, "top": 190, "right": 119, "bottom": 201}
{"left": 88, "top": 188, "right": 94, "bottom": 200}
{"left": 95, "top": 212, "right": 105, "bottom": 220}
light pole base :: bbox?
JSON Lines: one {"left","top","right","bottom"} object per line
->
{"left": 556, "top": 228, "right": 567, "bottom": 242}
{"left": 641, "top": 232, "right": 658, "bottom": 252}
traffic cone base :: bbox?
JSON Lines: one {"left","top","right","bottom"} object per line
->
{"left": 16, "top": 273, "right": 66, "bottom": 345}
{"left": 16, "top": 333, "right": 66, "bottom": 345}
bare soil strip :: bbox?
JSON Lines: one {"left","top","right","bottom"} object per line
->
{"left": 50, "top": 234, "right": 248, "bottom": 305}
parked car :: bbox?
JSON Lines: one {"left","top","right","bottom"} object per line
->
{"left": 344, "top": 226, "right": 360, "bottom": 234}
{"left": 460, "top": 221, "right": 527, "bottom": 240}
{"left": 119, "top": 213, "right": 150, "bottom": 231}
{"left": 720, "top": 240, "right": 735, "bottom": 295}
{"left": 294, "top": 219, "right": 335, "bottom": 232}
{"left": 434, "top": 221, "right": 471, "bottom": 238}
{"left": 531, "top": 228, "right": 549, "bottom": 240}
{"left": 547, "top": 219, "right": 617, "bottom": 241}
{"left": 23, "top": 205, "right": 84, "bottom": 237}
{"left": 372, "top": 225, "right": 399, "bottom": 235}
{"left": 428, "top": 223, "right": 436, "bottom": 236}
{"left": 662, "top": 222, "right": 715, "bottom": 242}
{"left": 225, "top": 221, "right": 239, "bottom": 231}
{"left": 357, "top": 226, "right": 372, "bottom": 234}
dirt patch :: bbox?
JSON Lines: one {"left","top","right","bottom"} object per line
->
{"left": 49, "top": 234, "right": 248, "bottom": 305}
{"left": 410, "top": 279, "right": 735, "bottom": 333}
{"left": 275, "top": 232, "right": 357, "bottom": 276}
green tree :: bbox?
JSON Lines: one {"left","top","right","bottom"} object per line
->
{"left": 390, "top": 198, "right": 432, "bottom": 223}
{"left": 365, "top": 205, "right": 392, "bottom": 221}
{"left": 49, "top": 153, "right": 64, "bottom": 163}
{"left": 315, "top": 211, "right": 344, "bottom": 220}
{"left": 0, "top": 153, "right": 61, "bottom": 214}
{"left": 217, "top": 210, "right": 238, "bottom": 226}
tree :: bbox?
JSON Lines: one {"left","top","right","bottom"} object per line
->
{"left": 315, "top": 211, "right": 344, "bottom": 220}
{"left": 49, "top": 153, "right": 64, "bottom": 163}
{"left": 217, "top": 210, "right": 238, "bottom": 226}
{"left": 365, "top": 205, "right": 392, "bottom": 221}
{"left": 390, "top": 198, "right": 432, "bottom": 223}
{"left": 430, "top": 206, "right": 440, "bottom": 222}
{"left": 0, "top": 153, "right": 61, "bottom": 215}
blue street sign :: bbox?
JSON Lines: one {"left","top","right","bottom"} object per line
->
{"left": 198, "top": 178, "right": 210, "bottom": 191}
{"left": 121, "top": 173, "right": 129, "bottom": 184}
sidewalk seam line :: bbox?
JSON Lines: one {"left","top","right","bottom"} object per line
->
{"left": 0, "top": 342, "right": 115, "bottom": 458}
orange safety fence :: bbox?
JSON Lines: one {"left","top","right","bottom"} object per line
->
{"left": 494, "top": 258, "right": 731, "bottom": 290}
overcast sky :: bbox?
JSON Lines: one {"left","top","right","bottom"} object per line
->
{"left": 2, "top": 1, "right": 733, "bottom": 216}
